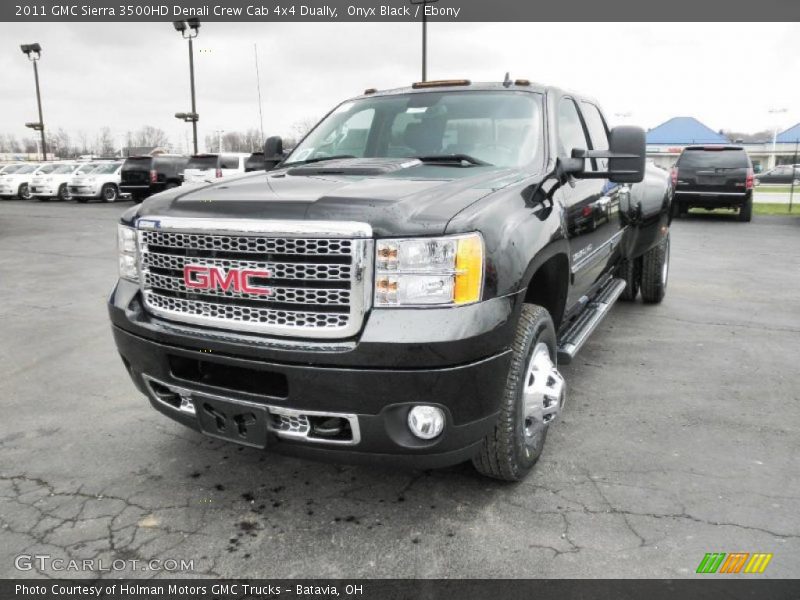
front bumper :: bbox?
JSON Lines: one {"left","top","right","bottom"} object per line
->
{"left": 69, "top": 185, "right": 98, "bottom": 197}
{"left": 109, "top": 279, "right": 520, "bottom": 467}
{"left": 31, "top": 185, "right": 57, "bottom": 197}
{"left": 0, "top": 185, "right": 14, "bottom": 196}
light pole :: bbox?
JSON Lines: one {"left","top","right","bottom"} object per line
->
{"left": 409, "top": 0, "right": 439, "bottom": 81}
{"left": 768, "top": 107, "right": 787, "bottom": 170}
{"left": 20, "top": 43, "right": 47, "bottom": 161}
{"left": 173, "top": 19, "right": 201, "bottom": 154}
{"left": 215, "top": 129, "right": 224, "bottom": 153}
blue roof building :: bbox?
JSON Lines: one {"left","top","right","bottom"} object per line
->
{"left": 646, "top": 117, "right": 729, "bottom": 145}
{"left": 776, "top": 123, "right": 800, "bottom": 143}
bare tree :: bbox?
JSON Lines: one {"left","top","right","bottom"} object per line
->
{"left": 76, "top": 130, "right": 92, "bottom": 155}
{"left": 132, "top": 126, "right": 169, "bottom": 149}
{"left": 22, "top": 137, "right": 38, "bottom": 153}
{"left": 95, "top": 127, "right": 115, "bottom": 156}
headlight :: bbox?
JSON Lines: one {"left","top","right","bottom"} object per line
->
{"left": 374, "top": 232, "right": 484, "bottom": 307}
{"left": 117, "top": 224, "right": 139, "bottom": 281}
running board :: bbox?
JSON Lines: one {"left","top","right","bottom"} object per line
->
{"left": 557, "top": 278, "right": 627, "bottom": 364}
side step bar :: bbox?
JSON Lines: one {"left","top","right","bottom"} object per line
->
{"left": 557, "top": 277, "right": 627, "bottom": 364}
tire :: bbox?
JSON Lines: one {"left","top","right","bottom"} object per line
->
{"left": 101, "top": 183, "right": 119, "bottom": 203}
{"left": 640, "top": 232, "right": 670, "bottom": 304}
{"left": 18, "top": 183, "right": 31, "bottom": 201}
{"left": 738, "top": 195, "right": 752, "bottom": 223}
{"left": 472, "top": 304, "right": 565, "bottom": 481}
{"left": 57, "top": 184, "right": 70, "bottom": 202}
{"left": 617, "top": 257, "right": 640, "bottom": 301}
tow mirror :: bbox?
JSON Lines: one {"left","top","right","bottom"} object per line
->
{"left": 564, "top": 126, "right": 647, "bottom": 184}
{"left": 263, "top": 136, "right": 285, "bottom": 170}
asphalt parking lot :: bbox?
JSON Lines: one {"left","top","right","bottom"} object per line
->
{"left": 1, "top": 200, "right": 799, "bottom": 579}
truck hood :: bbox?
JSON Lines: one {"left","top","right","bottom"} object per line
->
{"left": 136, "top": 158, "right": 528, "bottom": 236}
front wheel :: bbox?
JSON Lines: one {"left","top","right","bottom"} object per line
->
{"left": 472, "top": 304, "right": 565, "bottom": 481}
{"left": 18, "top": 184, "right": 32, "bottom": 200}
{"left": 640, "top": 232, "right": 670, "bottom": 304}
{"left": 57, "top": 184, "right": 70, "bottom": 202}
{"left": 101, "top": 183, "right": 119, "bottom": 203}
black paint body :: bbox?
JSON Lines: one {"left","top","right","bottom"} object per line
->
{"left": 109, "top": 83, "right": 672, "bottom": 467}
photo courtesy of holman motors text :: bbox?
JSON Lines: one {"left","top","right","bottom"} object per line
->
{"left": 1, "top": 0, "right": 799, "bottom": 596}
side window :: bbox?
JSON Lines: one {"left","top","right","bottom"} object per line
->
{"left": 558, "top": 98, "right": 592, "bottom": 171}
{"left": 580, "top": 102, "right": 610, "bottom": 171}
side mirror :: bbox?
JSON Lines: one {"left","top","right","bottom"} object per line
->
{"left": 263, "top": 136, "right": 286, "bottom": 171}
{"left": 566, "top": 126, "right": 647, "bottom": 184}
{"left": 263, "top": 136, "right": 284, "bottom": 160}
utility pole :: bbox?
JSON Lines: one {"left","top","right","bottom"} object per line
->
{"left": 768, "top": 107, "right": 787, "bottom": 170}
{"left": 410, "top": 0, "right": 439, "bottom": 81}
{"left": 21, "top": 43, "right": 47, "bottom": 161}
{"left": 173, "top": 19, "right": 201, "bottom": 154}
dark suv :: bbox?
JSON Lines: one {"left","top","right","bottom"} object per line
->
{"left": 671, "top": 145, "right": 754, "bottom": 222}
{"left": 120, "top": 155, "right": 188, "bottom": 203}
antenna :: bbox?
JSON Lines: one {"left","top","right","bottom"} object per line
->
{"left": 503, "top": 72, "right": 512, "bottom": 88}
{"left": 254, "top": 43, "right": 265, "bottom": 146}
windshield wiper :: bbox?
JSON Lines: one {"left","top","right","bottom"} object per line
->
{"left": 415, "top": 154, "right": 491, "bottom": 166}
{"left": 284, "top": 154, "right": 356, "bottom": 166}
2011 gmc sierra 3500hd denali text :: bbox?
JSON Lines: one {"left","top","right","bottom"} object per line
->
{"left": 108, "top": 80, "right": 673, "bottom": 481}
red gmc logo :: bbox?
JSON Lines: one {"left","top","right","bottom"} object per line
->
{"left": 183, "top": 265, "right": 273, "bottom": 295}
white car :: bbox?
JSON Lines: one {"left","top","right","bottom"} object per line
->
{"left": 182, "top": 152, "right": 250, "bottom": 184}
{"left": 69, "top": 162, "right": 124, "bottom": 203}
{"left": 30, "top": 163, "right": 88, "bottom": 201}
{"left": 0, "top": 163, "right": 43, "bottom": 200}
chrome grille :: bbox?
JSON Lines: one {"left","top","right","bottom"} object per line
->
{"left": 137, "top": 218, "right": 372, "bottom": 338}
{"left": 141, "top": 230, "right": 353, "bottom": 255}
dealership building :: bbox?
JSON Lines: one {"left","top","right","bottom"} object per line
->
{"left": 646, "top": 117, "right": 800, "bottom": 172}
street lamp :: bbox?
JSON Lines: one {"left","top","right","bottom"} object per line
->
{"left": 768, "top": 107, "right": 787, "bottom": 170}
{"left": 173, "top": 19, "right": 201, "bottom": 154}
{"left": 409, "top": 0, "right": 439, "bottom": 81}
{"left": 20, "top": 43, "right": 47, "bottom": 161}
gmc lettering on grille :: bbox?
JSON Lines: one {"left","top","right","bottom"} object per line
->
{"left": 183, "top": 265, "right": 273, "bottom": 295}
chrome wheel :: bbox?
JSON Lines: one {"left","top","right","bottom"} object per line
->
{"left": 661, "top": 235, "right": 670, "bottom": 287}
{"left": 103, "top": 185, "right": 118, "bottom": 202}
{"left": 19, "top": 184, "right": 31, "bottom": 200}
{"left": 522, "top": 342, "right": 565, "bottom": 442}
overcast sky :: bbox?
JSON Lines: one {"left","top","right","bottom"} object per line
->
{"left": 2, "top": 22, "right": 798, "bottom": 152}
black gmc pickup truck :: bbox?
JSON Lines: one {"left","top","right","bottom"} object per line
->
{"left": 109, "top": 80, "right": 672, "bottom": 481}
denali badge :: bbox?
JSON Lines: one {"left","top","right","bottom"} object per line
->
{"left": 183, "top": 265, "right": 273, "bottom": 295}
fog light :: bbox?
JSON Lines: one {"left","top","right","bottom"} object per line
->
{"left": 407, "top": 406, "right": 445, "bottom": 440}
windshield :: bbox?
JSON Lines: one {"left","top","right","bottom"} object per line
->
{"left": 1, "top": 165, "right": 23, "bottom": 174}
{"left": 16, "top": 165, "right": 39, "bottom": 174}
{"left": 37, "top": 164, "right": 58, "bottom": 174}
{"left": 678, "top": 149, "right": 749, "bottom": 169}
{"left": 187, "top": 155, "right": 219, "bottom": 169}
{"left": 52, "top": 164, "right": 76, "bottom": 174}
{"left": 76, "top": 163, "right": 100, "bottom": 174}
{"left": 92, "top": 163, "right": 121, "bottom": 174}
{"left": 285, "top": 91, "right": 544, "bottom": 168}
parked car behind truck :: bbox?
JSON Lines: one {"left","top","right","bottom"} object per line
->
{"left": 0, "top": 163, "right": 42, "bottom": 200}
{"left": 182, "top": 153, "right": 250, "bottom": 184}
{"left": 70, "top": 162, "right": 124, "bottom": 203}
{"left": 671, "top": 145, "right": 753, "bottom": 221}
{"left": 120, "top": 155, "right": 187, "bottom": 203}
{"left": 109, "top": 80, "right": 672, "bottom": 481}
